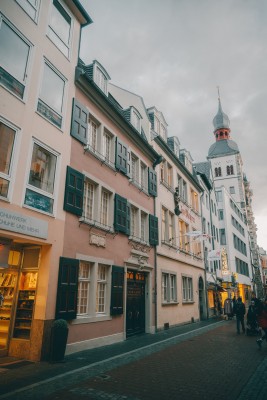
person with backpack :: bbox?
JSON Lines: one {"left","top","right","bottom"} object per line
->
{"left": 233, "top": 296, "right": 246, "bottom": 334}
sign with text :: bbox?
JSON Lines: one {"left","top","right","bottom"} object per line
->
{"left": 0, "top": 208, "right": 48, "bottom": 239}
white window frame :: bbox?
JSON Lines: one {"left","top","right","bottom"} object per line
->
{"left": 37, "top": 59, "right": 67, "bottom": 129}
{"left": 47, "top": 0, "right": 72, "bottom": 58}
{"left": 131, "top": 108, "right": 141, "bottom": 132}
{"left": 162, "top": 272, "right": 177, "bottom": 304}
{"left": 128, "top": 203, "right": 149, "bottom": 244}
{"left": 182, "top": 275, "right": 193, "bottom": 302}
{"left": 24, "top": 139, "right": 59, "bottom": 215}
{"left": 0, "top": 117, "right": 18, "bottom": 201}
{"left": 95, "top": 66, "right": 108, "bottom": 94}
{"left": 76, "top": 260, "right": 111, "bottom": 320}
{"left": 82, "top": 175, "right": 114, "bottom": 232}
{"left": 77, "top": 261, "right": 91, "bottom": 315}
{"left": 16, "top": 0, "right": 40, "bottom": 22}
{"left": 0, "top": 15, "right": 32, "bottom": 100}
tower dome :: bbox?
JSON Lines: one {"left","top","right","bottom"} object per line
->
{"left": 213, "top": 98, "right": 230, "bottom": 132}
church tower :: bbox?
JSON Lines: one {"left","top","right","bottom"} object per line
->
{"left": 207, "top": 94, "right": 246, "bottom": 210}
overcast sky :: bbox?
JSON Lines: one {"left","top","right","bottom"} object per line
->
{"left": 80, "top": 0, "right": 267, "bottom": 250}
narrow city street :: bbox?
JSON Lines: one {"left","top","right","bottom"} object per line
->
{"left": 1, "top": 319, "right": 267, "bottom": 400}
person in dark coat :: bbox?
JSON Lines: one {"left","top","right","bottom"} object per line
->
{"left": 233, "top": 296, "right": 246, "bottom": 334}
{"left": 256, "top": 298, "right": 267, "bottom": 348}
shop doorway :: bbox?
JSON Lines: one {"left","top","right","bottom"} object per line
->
{"left": 198, "top": 277, "right": 205, "bottom": 320}
{"left": 126, "top": 270, "right": 146, "bottom": 337}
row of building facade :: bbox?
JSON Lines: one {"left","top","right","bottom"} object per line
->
{"left": 0, "top": 0, "right": 266, "bottom": 361}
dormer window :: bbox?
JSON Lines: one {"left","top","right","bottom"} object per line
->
{"left": 131, "top": 107, "right": 142, "bottom": 132}
{"left": 91, "top": 61, "right": 111, "bottom": 96}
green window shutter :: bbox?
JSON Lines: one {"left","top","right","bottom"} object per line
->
{"left": 70, "top": 98, "right": 88, "bottom": 144}
{"left": 110, "top": 265, "right": 124, "bottom": 315}
{"left": 127, "top": 149, "right": 131, "bottom": 178}
{"left": 149, "top": 214, "right": 159, "bottom": 246}
{"left": 64, "top": 166, "right": 84, "bottom": 216}
{"left": 114, "top": 194, "right": 129, "bottom": 234}
{"left": 56, "top": 257, "right": 79, "bottom": 320}
{"left": 148, "top": 168, "right": 157, "bottom": 196}
{"left": 115, "top": 137, "right": 128, "bottom": 174}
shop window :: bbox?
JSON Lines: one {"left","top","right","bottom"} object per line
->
{"left": 0, "top": 17, "right": 31, "bottom": 99}
{"left": 0, "top": 271, "right": 18, "bottom": 349}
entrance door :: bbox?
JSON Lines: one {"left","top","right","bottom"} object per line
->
{"left": 198, "top": 277, "right": 205, "bottom": 320}
{"left": 126, "top": 270, "right": 146, "bottom": 337}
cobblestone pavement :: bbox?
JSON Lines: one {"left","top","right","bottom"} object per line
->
{"left": 1, "top": 319, "right": 267, "bottom": 400}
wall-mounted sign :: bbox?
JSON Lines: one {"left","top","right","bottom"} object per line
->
{"left": 0, "top": 208, "right": 48, "bottom": 239}
{"left": 221, "top": 247, "right": 230, "bottom": 275}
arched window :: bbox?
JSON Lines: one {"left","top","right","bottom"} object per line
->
{"left": 227, "top": 165, "right": 234, "bottom": 175}
{"left": 215, "top": 167, "right": 222, "bottom": 177}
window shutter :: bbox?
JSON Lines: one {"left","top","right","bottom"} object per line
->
{"left": 149, "top": 214, "right": 159, "bottom": 246}
{"left": 127, "top": 149, "right": 131, "bottom": 178}
{"left": 70, "top": 98, "right": 88, "bottom": 144}
{"left": 115, "top": 137, "right": 128, "bottom": 174}
{"left": 56, "top": 257, "right": 79, "bottom": 320}
{"left": 64, "top": 166, "right": 84, "bottom": 216}
{"left": 148, "top": 168, "right": 157, "bottom": 196}
{"left": 114, "top": 194, "right": 129, "bottom": 234}
{"left": 110, "top": 265, "right": 124, "bottom": 315}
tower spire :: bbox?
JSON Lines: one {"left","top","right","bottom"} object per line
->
{"left": 212, "top": 88, "right": 230, "bottom": 140}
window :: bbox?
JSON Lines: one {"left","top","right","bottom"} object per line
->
{"left": 95, "top": 66, "right": 107, "bottom": 94}
{"left": 88, "top": 119, "right": 97, "bottom": 152}
{"left": 16, "top": 0, "right": 40, "bottom": 21}
{"left": 191, "top": 189, "right": 199, "bottom": 213}
{"left": 130, "top": 205, "right": 138, "bottom": 238}
{"left": 83, "top": 178, "right": 112, "bottom": 229}
{"left": 131, "top": 109, "right": 141, "bottom": 132}
{"left": 219, "top": 210, "right": 224, "bottom": 220}
{"left": 167, "top": 163, "right": 172, "bottom": 187}
{"left": 77, "top": 261, "right": 91, "bottom": 315}
{"left": 230, "top": 186, "right": 235, "bottom": 194}
{"left": 179, "top": 220, "right": 189, "bottom": 252}
{"left": 227, "top": 165, "right": 234, "bottom": 175}
{"left": 97, "top": 265, "right": 108, "bottom": 313}
{"left": 182, "top": 276, "right": 193, "bottom": 302}
{"left": 37, "top": 61, "right": 66, "bottom": 128}
{"left": 25, "top": 142, "right": 58, "bottom": 214}
{"left": 48, "top": 0, "right": 71, "bottom": 57}
{"left": 131, "top": 154, "right": 139, "bottom": 185}
{"left": 0, "top": 119, "right": 16, "bottom": 199}
{"left": 215, "top": 167, "right": 222, "bottom": 177}
{"left": 161, "top": 208, "right": 175, "bottom": 245}
{"left": 177, "top": 174, "right": 187, "bottom": 203}
{"left": 0, "top": 17, "right": 31, "bottom": 99}
{"left": 103, "top": 130, "right": 112, "bottom": 163}
{"left": 220, "top": 229, "right": 226, "bottom": 245}
{"left": 140, "top": 163, "right": 148, "bottom": 191}
{"left": 216, "top": 190, "right": 223, "bottom": 202}
{"left": 76, "top": 261, "right": 111, "bottom": 318}
{"left": 140, "top": 212, "right": 147, "bottom": 241}
{"left": 162, "top": 272, "right": 177, "bottom": 303}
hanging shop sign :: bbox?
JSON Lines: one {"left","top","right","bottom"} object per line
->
{"left": 0, "top": 208, "right": 48, "bottom": 239}
{"left": 221, "top": 247, "right": 230, "bottom": 275}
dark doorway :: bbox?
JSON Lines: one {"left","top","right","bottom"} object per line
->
{"left": 126, "top": 270, "right": 146, "bottom": 337}
{"left": 198, "top": 276, "right": 205, "bottom": 320}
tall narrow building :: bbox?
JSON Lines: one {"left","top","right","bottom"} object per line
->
{"left": 207, "top": 96, "right": 253, "bottom": 303}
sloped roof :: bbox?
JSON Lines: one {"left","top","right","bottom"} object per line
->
{"left": 208, "top": 139, "right": 239, "bottom": 158}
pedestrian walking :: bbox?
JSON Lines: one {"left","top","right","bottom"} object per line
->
{"left": 233, "top": 296, "right": 246, "bottom": 334}
{"left": 256, "top": 297, "right": 267, "bottom": 349}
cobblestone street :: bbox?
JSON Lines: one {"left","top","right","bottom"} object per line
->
{"left": 1, "top": 320, "right": 267, "bottom": 400}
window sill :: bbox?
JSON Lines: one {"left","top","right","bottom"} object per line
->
{"left": 182, "top": 301, "right": 194, "bottom": 304}
{"left": 23, "top": 204, "right": 55, "bottom": 218}
{"left": 71, "top": 315, "right": 111, "bottom": 324}
{"left": 128, "top": 179, "right": 149, "bottom": 196}
{"left": 162, "top": 301, "right": 178, "bottom": 306}
{"left": 160, "top": 180, "right": 174, "bottom": 193}
{"left": 79, "top": 217, "right": 115, "bottom": 234}
{"left": 83, "top": 145, "right": 117, "bottom": 172}
{"left": 36, "top": 110, "right": 63, "bottom": 132}
{"left": 129, "top": 236, "right": 150, "bottom": 247}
